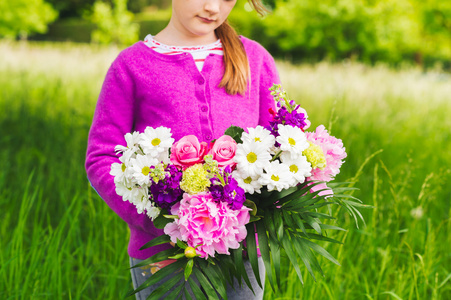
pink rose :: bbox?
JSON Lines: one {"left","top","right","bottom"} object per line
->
{"left": 170, "top": 135, "right": 208, "bottom": 169}
{"left": 164, "top": 192, "right": 251, "bottom": 259}
{"left": 209, "top": 135, "right": 237, "bottom": 168}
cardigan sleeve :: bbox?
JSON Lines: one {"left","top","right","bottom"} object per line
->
{"left": 85, "top": 55, "right": 154, "bottom": 233}
{"left": 257, "top": 50, "right": 280, "bottom": 127}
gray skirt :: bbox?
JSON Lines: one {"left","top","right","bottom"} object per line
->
{"left": 129, "top": 256, "right": 265, "bottom": 300}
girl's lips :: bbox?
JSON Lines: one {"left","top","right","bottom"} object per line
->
{"left": 197, "top": 16, "right": 215, "bottom": 23}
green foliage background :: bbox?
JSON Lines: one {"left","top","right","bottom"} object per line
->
{"left": 4, "top": 0, "right": 450, "bottom": 67}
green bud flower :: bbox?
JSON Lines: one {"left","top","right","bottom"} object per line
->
{"left": 184, "top": 247, "right": 197, "bottom": 259}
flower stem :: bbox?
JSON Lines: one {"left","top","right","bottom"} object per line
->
{"left": 270, "top": 150, "right": 283, "bottom": 162}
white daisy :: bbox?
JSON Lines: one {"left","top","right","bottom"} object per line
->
{"left": 110, "top": 156, "right": 132, "bottom": 184}
{"left": 280, "top": 152, "right": 312, "bottom": 185}
{"left": 145, "top": 202, "right": 161, "bottom": 220}
{"left": 133, "top": 188, "right": 150, "bottom": 214}
{"left": 232, "top": 171, "right": 262, "bottom": 194}
{"left": 130, "top": 154, "right": 159, "bottom": 186}
{"left": 115, "top": 131, "right": 141, "bottom": 155}
{"left": 242, "top": 126, "right": 275, "bottom": 149}
{"left": 234, "top": 141, "right": 271, "bottom": 177}
{"left": 115, "top": 182, "right": 140, "bottom": 203}
{"left": 141, "top": 126, "right": 174, "bottom": 159}
{"left": 276, "top": 124, "right": 309, "bottom": 159}
{"left": 135, "top": 199, "right": 147, "bottom": 214}
{"left": 259, "top": 161, "right": 293, "bottom": 192}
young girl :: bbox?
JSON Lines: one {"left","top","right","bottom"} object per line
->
{"left": 85, "top": 0, "right": 280, "bottom": 298}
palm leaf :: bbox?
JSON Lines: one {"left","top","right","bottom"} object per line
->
{"left": 139, "top": 234, "right": 171, "bottom": 250}
{"left": 147, "top": 272, "right": 184, "bottom": 300}
{"left": 126, "top": 260, "right": 186, "bottom": 297}
{"left": 187, "top": 277, "right": 207, "bottom": 300}
{"left": 245, "top": 223, "right": 262, "bottom": 288}
{"left": 192, "top": 268, "right": 219, "bottom": 299}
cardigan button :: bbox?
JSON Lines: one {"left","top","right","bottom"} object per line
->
{"left": 198, "top": 78, "right": 205, "bottom": 85}
{"left": 201, "top": 106, "right": 208, "bottom": 112}
{"left": 205, "top": 135, "right": 212, "bottom": 140}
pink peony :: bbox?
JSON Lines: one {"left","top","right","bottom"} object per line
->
{"left": 208, "top": 135, "right": 237, "bottom": 168}
{"left": 170, "top": 135, "right": 208, "bottom": 170}
{"left": 164, "top": 192, "right": 250, "bottom": 258}
{"left": 305, "top": 125, "right": 347, "bottom": 195}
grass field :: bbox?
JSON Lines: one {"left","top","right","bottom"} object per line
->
{"left": 1, "top": 41, "right": 450, "bottom": 300}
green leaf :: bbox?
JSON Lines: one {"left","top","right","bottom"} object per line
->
{"left": 184, "top": 259, "right": 194, "bottom": 281}
{"left": 147, "top": 272, "right": 184, "bottom": 300}
{"left": 281, "top": 232, "right": 303, "bottom": 285}
{"left": 274, "top": 210, "right": 284, "bottom": 240}
{"left": 257, "top": 221, "right": 275, "bottom": 292}
{"left": 249, "top": 215, "right": 262, "bottom": 223}
{"left": 245, "top": 223, "right": 262, "bottom": 288}
{"left": 193, "top": 268, "right": 218, "bottom": 300}
{"left": 184, "top": 287, "right": 193, "bottom": 300}
{"left": 302, "top": 238, "right": 340, "bottom": 265}
{"left": 168, "top": 253, "right": 186, "bottom": 260}
{"left": 224, "top": 125, "right": 245, "bottom": 143}
{"left": 293, "top": 202, "right": 334, "bottom": 213}
{"left": 291, "top": 212, "right": 309, "bottom": 238}
{"left": 244, "top": 199, "right": 257, "bottom": 216}
{"left": 291, "top": 234, "right": 322, "bottom": 281}
{"left": 292, "top": 231, "right": 343, "bottom": 244}
{"left": 198, "top": 260, "right": 228, "bottom": 300}
{"left": 176, "top": 239, "right": 188, "bottom": 249}
{"left": 318, "top": 224, "right": 347, "bottom": 231}
{"left": 132, "top": 248, "right": 179, "bottom": 269}
{"left": 164, "top": 281, "right": 185, "bottom": 300}
{"left": 232, "top": 245, "right": 253, "bottom": 291}
{"left": 218, "top": 256, "right": 238, "bottom": 286}
{"left": 153, "top": 213, "right": 173, "bottom": 229}
{"left": 276, "top": 184, "right": 310, "bottom": 206}
{"left": 330, "top": 187, "right": 360, "bottom": 193}
{"left": 139, "top": 234, "right": 171, "bottom": 250}
{"left": 306, "top": 212, "right": 335, "bottom": 220}
{"left": 300, "top": 213, "right": 322, "bottom": 234}
{"left": 188, "top": 277, "right": 207, "bottom": 300}
{"left": 264, "top": 211, "right": 281, "bottom": 288}
{"left": 282, "top": 211, "right": 296, "bottom": 231}
{"left": 126, "top": 260, "right": 186, "bottom": 297}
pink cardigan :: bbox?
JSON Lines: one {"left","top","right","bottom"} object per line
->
{"left": 85, "top": 36, "right": 280, "bottom": 259}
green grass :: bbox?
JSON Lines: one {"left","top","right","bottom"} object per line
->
{"left": 1, "top": 41, "right": 450, "bottom": 299}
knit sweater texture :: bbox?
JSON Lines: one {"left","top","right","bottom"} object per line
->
{"left": 85, "top": 36, "right": 280, "bottom": 259}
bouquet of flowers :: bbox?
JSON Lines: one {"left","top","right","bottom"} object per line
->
{"left": 111, "top": 85, "right": 366, "bottom": 299}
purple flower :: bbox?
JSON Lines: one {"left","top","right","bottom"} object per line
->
{"left": 222, "top": 178, "right": 246, "bottom": 210}
{"left": 209, "top": 174, "right": 246, "bottom": 210}
{"left": 150, "top": 165, "right": 183, "bottom": 210}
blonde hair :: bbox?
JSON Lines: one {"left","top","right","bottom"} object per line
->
{"left": 215, "top": 0, "right": 268, "bottom": 95}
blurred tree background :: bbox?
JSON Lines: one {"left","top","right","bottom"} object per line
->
{"left": 1, "top": 0, "right": 450, "bottom": 68}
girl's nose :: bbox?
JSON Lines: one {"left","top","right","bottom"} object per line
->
{"left": 204, "top": 0, "right": 220, "bottom": 14}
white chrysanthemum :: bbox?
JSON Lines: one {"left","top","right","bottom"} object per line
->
{"left": 242, "top": 126, "right": 275, "bottom": 149}
{"left": 145, "top": 202, "right": 161, "bottom": 220}
{"left": 115, "top": 182, "right": 141, "bottom": 203}
{"left": 276, "top": 124, "right": 309, "bottom": 159}
{"left": 110, "top": 156, "right": 133, "bottom": 184}
{"left": 141, "top": 127, "right": 174, "bottom": 159}
{"left": 135, "top": 199, "right": 147, "bottom": 214}
{"left": 259, "top": 161, "right": 293, "bottom": 192}
{"left": 232, "top": 171, "right": 262, "bottom": 194}
{"left": 280, "top": 152, "right": 312, "bottom": 185}
{"left": 115, "top": 132, "right": 141, "bottom": 155}
{"left": 234, "top": 141, "right": 271, "bottom": 177}
{"left": 130, "top": 154, "right": 159, "bottom": 186}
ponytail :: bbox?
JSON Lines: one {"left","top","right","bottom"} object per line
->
{"left": 215, "top": 0, "right": 269, "bottom": 95}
